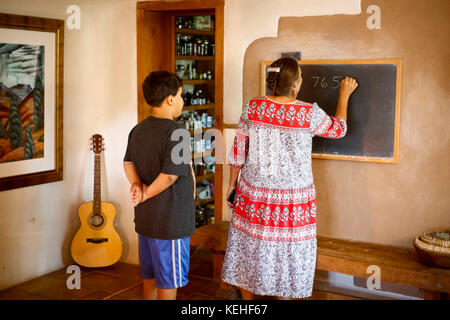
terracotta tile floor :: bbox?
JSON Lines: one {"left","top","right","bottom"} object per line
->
{"left": 0, "top": 246, "right": 361, "bottom": 300}
{"left": 0, "top": 246, "right": 228, "bottom": 300}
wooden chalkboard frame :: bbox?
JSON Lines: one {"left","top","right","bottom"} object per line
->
{"left": 260, "top": 59, "right": 402, "bottom": 163}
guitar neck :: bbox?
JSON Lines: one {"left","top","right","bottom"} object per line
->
{"left": 93, "top": 154, "right": 101, "bottom": 213}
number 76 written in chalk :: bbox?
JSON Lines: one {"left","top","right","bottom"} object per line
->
{"left": 312, "top": 76, "right": 345, "bottom": 89}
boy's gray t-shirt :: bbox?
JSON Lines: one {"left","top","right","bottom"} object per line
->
{"left": 124, "top": 115, "right": 195, "bottom": 240}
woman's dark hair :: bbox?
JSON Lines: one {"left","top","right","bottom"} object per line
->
{"left": 266, "top": 57, "right": 300, "bottom": 96}
{"left": 142, "top": 71, "right": 183, "bottom": 107}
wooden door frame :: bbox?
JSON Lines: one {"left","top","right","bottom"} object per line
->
{"left": 137, "top": 0, "right": 225, "bottom": 222}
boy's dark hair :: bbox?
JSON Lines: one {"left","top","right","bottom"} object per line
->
{"left": 267, "top": 57, "right": 300, "bottom": 96}
{"left": 142, "top": 71, "right": 183, "bottom": 107}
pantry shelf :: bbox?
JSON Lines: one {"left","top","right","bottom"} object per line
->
{"left": 183, "top": 104, "right": 215, "bottom": 111}
{"left": 188, "top": 126, "right": 215, "bottom": 135}
{"left": 183, "top": 79, "right": 214, "bottom": 85}
{"left": 176, "top": 55, "right": 215, "bottom": 61}
{"left": 195, "top": 197, "right": 214, "bottom": 206}
{"left": 196, "top": 173, "right": 214, "bottom": 181}
{"left": 175, "top": 28, "right": 215, "bottom": 36}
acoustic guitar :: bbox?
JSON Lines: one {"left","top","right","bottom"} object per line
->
{"left": 71, "top": 134, "right": 123, "bottom": 267}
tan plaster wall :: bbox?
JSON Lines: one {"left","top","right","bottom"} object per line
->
{"left": 238, "top": 0, "right": 450, "bottom": 248}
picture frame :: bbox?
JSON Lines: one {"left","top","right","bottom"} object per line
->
{"left": 0, "top": 13, "right": 64, "bottom": 191}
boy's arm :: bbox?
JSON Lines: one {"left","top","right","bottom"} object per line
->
{"left": 190, "top": 159, "right": 196, "bottom": 199}
{"left": 123, "top": 161, "right": 141, "bottom": 185}
{"left": 141, "top": 173, "right": 178, "bottom": 202}
{"left": 123, "top": 161, "right": 142, "bottom": 205}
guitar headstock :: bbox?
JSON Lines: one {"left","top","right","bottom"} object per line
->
{"left": 90, "top": 134, "right": 105, "bottom": 154}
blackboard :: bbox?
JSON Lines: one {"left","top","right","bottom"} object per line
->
{"left": 261, "top": 60, "right": 401, "bottom": 163}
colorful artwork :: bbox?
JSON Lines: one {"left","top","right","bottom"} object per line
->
{"left": 0, "top": 43, "right": 44, "bottom": 163}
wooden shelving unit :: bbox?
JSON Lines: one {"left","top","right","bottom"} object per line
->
{"left": 195, "top": 197, "right": 214, "bottom": 206}
{"left": 175, "top": 55, "right": 215, "bottom": 61}
{"left": 175, "top": 28, "right": 215, "bottom": 36}
{"left": 183, "top": 79, "right": 215, "bottom": 85}
{"left": 183, "top": 103, "right": 215, "bottom": 111}
{"left": 137, "top": 0, "right": 224, "bottom": 225}
{"left": 175, "top": 13, "right": 217, "bottom": 228}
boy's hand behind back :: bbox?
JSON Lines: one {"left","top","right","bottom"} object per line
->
{"left": 130, "top": 182, "right": 143, "bottom": 207}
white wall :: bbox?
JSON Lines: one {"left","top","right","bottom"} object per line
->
{"left": 0, "top": 0, "right": 362, "bottom": 291}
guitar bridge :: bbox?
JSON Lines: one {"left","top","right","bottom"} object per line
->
{"left": 86, "top": 238, "right": 109, "bottom": 244}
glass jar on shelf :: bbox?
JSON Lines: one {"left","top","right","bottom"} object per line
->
{"left": 186, "top": 41, "right": 192, "bottom": 56}
{"left": 188, "top": 17, "right": 194, "bottom": 29}
{"left": 192, "top": 65, "right": 197, "bottom": 79}
{"left": 185, "top": 64, "right": 191, "bottom": 80}
{"left": 176, "top": 34, "right": 181, "bottom": 55}
{"left": 195, "top": 38, "right": 202, "bottom": 56}
{"left": 205, "top": 204, "right": 215, "bottom": 224}
{"left": 197, "top": 90, "right": 205, "bottom": 105}
{"left": 190, "top": 91, "right": 198, "bottom": 106}
{"left": 206, "top": 115, "right": 213, "bottom": 128}
{"left": 201, "top": 112, "right": 207, "bottom": 127}
{"left": 195, "top": 206, "right": 205, "bottom": 228}
{"left": 203, "top": 39, "right": 209, "bottom": 56}
{"left": 176, "top": 18, "right": 183, "bottom": 29}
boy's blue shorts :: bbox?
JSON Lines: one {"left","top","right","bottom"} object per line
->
{"left": 138, "top": 234, "right": 190, "bottom": 289}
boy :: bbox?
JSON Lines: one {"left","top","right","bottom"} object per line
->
{"left": 123, "top": 71, "right": 196, "bottom": 300}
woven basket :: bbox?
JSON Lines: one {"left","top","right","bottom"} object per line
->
{"left": 414, "top": 235, "right": 450, "bottom": 269}
{"left": 420, "top": 230, "right": 450, "bottom": 248}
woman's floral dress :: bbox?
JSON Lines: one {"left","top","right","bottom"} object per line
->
{"left": 221, "top": 96, "right": 347, "bottom": 298}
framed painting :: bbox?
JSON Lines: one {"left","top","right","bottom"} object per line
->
{"left": 0, "top": 13, "right": 64, "bottom": 191}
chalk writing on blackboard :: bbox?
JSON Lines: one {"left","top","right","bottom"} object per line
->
{"left": 311, "top": 76, "right": 345, "bottom": 89}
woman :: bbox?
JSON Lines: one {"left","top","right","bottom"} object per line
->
{"left": 221, "top": 57, "right": 358, "bottom": 299}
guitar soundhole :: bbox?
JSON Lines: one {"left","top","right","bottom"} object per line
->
{"left": 89, "top": 213, "right": 104, "bottom": 228}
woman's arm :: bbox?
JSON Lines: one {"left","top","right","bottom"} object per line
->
{"left": 335, "top": 77, "right": 358, "bottom": 121}
{"left": 190, "top": 160, "right": 196, "bottom": 199}
{"left": 226, "top": 166, "right": 241, "bottom": 207}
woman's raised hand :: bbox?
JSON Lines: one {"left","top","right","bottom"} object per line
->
{"left": 339, "top": 77, "right": 358, "bottom": 98}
